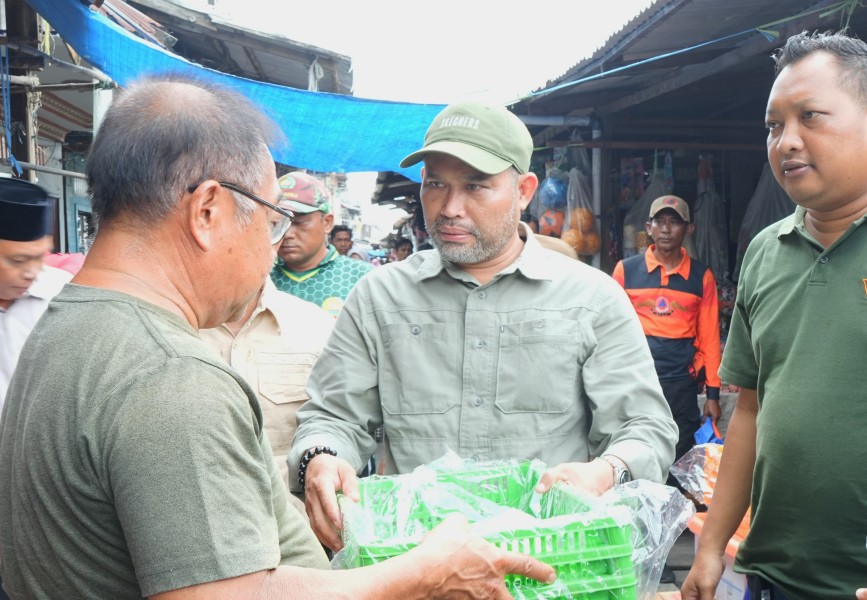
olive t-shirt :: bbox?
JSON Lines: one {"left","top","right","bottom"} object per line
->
{"left": 720, "top": 208, "right": 867, "bottom": 600}
{"left": 0, "top": 285, "right": 328, "bottom": 599}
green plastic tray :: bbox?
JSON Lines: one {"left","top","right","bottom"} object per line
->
{"left": 344, "top": 462, "right": 638, "bottom": 600}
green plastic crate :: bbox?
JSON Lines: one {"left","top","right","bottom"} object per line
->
{"left": 341, "top": 461, "right": 638, "bottom": 600}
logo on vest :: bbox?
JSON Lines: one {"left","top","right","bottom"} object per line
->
{"left": 652, "top": 296, "right": 673, "bottom": 316}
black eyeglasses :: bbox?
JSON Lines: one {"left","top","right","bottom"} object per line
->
{"left": 187, "top": 181, "right": 294, "bottom": 244}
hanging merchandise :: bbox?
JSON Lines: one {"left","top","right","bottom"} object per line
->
{"left": 560, "top": 168, "right": 600, "bottom": 256}
{"left": 619, "top": 157, "right": 645, "bottom": 208}
{"left": 733, "top": 163, "right": 795, "bottom": 281}
{"left": 693, "top": 155, "right": 730, "bottom": 282}
{"left": 536, "top": 167, "right": 569, "bottom": 237}
{"left": 621, "top": 169, "right": 669, "bottom": 258}
{"left": 663, "top": 151, "right": 674, "bottom": 194}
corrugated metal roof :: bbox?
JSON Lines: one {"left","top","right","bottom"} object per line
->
{"left": 125, "top": 0, "right": 353, "bottom": 94}
{"left": 520, "top": 0, "right": 855, "bottom": 118}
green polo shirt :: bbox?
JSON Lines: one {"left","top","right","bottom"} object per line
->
{"left": 270, "top": 245, "right": 373, "bottom": 316}
{"left": 720, "top": 206, "right": 867, "bottom": 600}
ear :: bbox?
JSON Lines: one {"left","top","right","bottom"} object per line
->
{"left": 187, "top": 181, "right": 226, "bottom": 252}
{"left": 644, "top": 221, "right": 653, "bottom": 238}
{"left": 323, "top": 213, "right": 335, "bottom": 235}
{"left": 687, "top": 223, "right": 696, "bottom": 236}
{"left": 517, "top": 172, "right": 539, "bottom": 211}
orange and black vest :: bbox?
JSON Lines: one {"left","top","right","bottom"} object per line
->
{"left": 612, "top": 248, "right": 721, "bottom": 394}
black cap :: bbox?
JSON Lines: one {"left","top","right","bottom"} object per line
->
{"left": 0, "top": 178, "right": 54, "bottom": 242}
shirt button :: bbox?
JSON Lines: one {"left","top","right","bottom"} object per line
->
{"left": 472, "top": 397, "right": 483, "bottom": 407}
{"left": 819, "top": 256, "right": 829, "bottom": 264}
{"left": 475, "top": 339, "right": 486, "bottom": 349}
{"left": 232, "top": 343, "right": 238, "bottom": 349}
{"left": 477, "top": 291, "right": 487, "bottom": 299}
{"left": 410, "top": 326, "right": 422, "bottom": 335}
{"left": 534, "top": 321, "right": 544, "bottom": 329}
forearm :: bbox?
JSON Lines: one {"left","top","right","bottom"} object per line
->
{"left": 695, "top": 388, "right": 757, "bottom": 557}
{"left": 259, "top": 561, "right": 431, "bottom": 600}
{"left": 157, "top": 563, "right": 431, "bottom": 600}
{"left": 584, "top": 286, "right": 678, "bottom": 482}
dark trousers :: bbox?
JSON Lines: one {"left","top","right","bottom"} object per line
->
{"left": 0, "top": 575, "right": 10, "bottom": 600}
{"left": 661, "top": 375, "right": 702, "bottom": 461}
{"left": 660, "top": 376, "right": 701, "bottom": 488}
{"left": 748, "top": 574, "right": 790, "bottom": 600}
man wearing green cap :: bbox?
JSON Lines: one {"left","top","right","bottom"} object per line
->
{"left": 270, "top": 171, "right": 372, "bottom": 317}
{"left": 290, "top": 101, "right": 678, "bottom": 551}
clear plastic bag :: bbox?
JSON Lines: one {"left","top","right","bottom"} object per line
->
{"left": 554, "top": 167, "right": 600, "bottom": 256}
{"left": 334, "top": 451, "right": 694, "bottom": 600}
{"left": 669, "top": 444, "right": 750, "bottom": 539}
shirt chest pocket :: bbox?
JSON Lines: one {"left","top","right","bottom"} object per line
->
{"left": 495, "top": 318, "right": 583, "bottom": 413}
{"left": 379, "top": 322, "right": 461, "bottom": 415}
{"left": 256, "top": 351, "right": 317, "bottom": 405}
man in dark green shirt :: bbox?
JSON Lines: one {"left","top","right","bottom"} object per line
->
{"left": 682, "top": 31, "right": 867, "bottom": 600}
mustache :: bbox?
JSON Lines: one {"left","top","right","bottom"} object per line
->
{"left": 432, "top": 217, "right": 480, "bottom": 237}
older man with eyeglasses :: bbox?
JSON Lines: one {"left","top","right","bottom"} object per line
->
{"left": 0, "top": 75, "right": 554, "bottom": 600}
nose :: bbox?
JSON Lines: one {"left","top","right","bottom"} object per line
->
{"left": 772, "top": 120, "right": 803, "bottom": 154}
{"left": 21, "top": 265, "right": 38, "bottom": 282}
{"left": 440, "top": 188, "right": 466, "bottom": 219}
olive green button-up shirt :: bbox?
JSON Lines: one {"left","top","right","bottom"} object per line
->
{"left": 290, "top": 229, "right": 676, "bottom": 490}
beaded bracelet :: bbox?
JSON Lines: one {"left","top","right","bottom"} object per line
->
{"left": 298, "top": 446, "right": 337, "bottom": 490}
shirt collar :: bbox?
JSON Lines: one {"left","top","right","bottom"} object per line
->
{"left": 775, "top": 206, "right": 802, "bottom": 237}
{"left": 23, "top": 266, "right": 72, "bottom": 301}
{"left": 414, "top": 222, "right": 556, "bottom": 284}
{"left": 276, "top": 244, "right": 338, "bottom": 275}
{"left": 775, "top": 205, "right": 867, "bottom": 238}
{"left": 644, "top": 245, "right": 691, "bottom": 279}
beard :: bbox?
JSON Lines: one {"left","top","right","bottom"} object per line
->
{"left": 427, "top": 206, "right": 518, "bottom": 265}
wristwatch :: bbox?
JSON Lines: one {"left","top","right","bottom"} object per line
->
{"left": 599, "top": 455, "right": 632, "bottom": 485}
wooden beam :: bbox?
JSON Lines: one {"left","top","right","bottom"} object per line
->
{"left": 598, "top": 0, "right": 841, "bottom": 116}
{"left": 243, "top": 46, "right": 267, "bottom": 81}
{"left": 40, "top": 92, "right": 93, "bottom": 129}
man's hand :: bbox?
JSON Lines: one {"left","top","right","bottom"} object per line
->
{"left": 703, "top": 398, "right": 721, "bottom": 423}
{"left": 533, "top": 460, "right": 613, "bottom": 495}
{"left": 680, "top": 548, "right": 725, "bottom": 600}
{"left": 413, "top": 514, "right": 556, "bottom": 599}
{"left": 303, "top": 453, "right": 359, "bottom": 551}
{"left": 856, "top": 588, "right": 867, "bottom": 600}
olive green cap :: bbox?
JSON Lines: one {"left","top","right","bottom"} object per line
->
{"left": 400, "top": 101, "right": 533, "bottom": 174}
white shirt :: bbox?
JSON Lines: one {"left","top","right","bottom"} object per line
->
{"left": 0, "top": 266, "right": 72, "bottom": 410}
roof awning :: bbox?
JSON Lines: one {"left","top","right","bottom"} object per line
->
{"left": 26, "top": 0, "right": 440, "bottom": 181}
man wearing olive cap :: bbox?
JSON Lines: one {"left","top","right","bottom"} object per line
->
{"left": 290, "top": 101, "right": 677, "bottom": 552}
{"left": 0, "top": 178, "right": 71, "bottom": 408}
{"left": 613, "top": 195, "right": 722, "bottom": 467}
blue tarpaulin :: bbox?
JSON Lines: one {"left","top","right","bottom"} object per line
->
{"left": 25, "top": 0, "right": 442, "bottom": 181}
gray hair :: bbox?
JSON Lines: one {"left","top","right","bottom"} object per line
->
{"left": 773, "top": 31, "right": 867, "bottom": 106}
{"left": 86, "top": 74, "right": 280, "bottom": 226}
